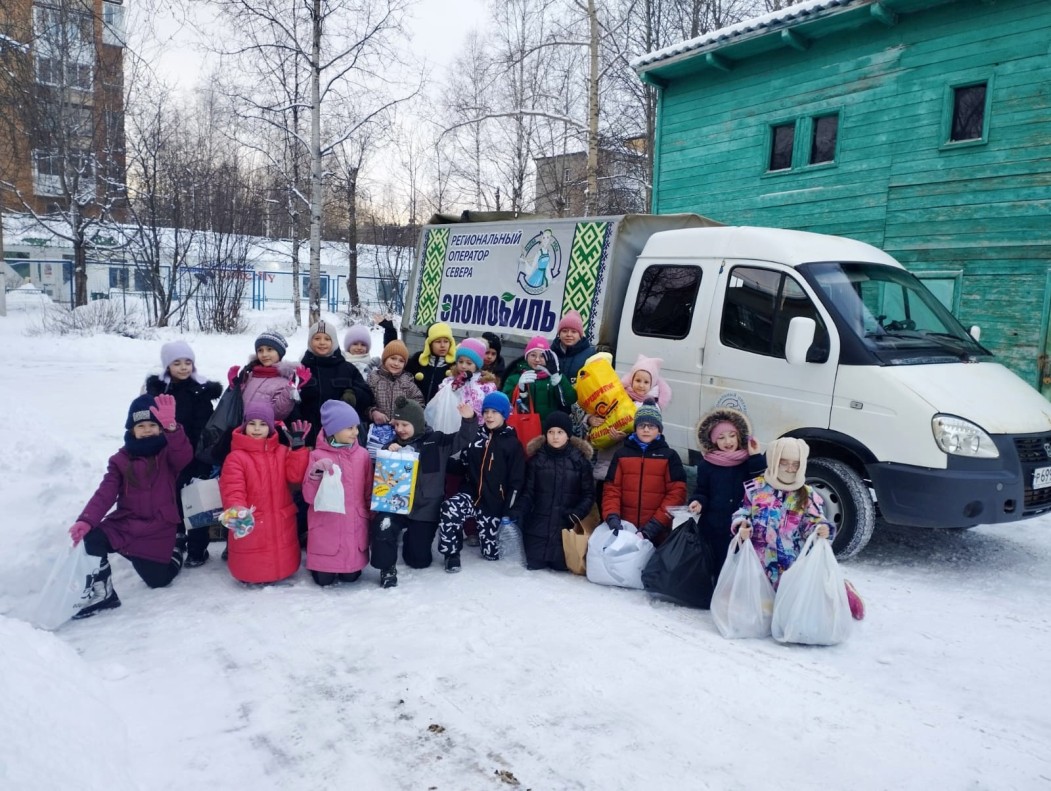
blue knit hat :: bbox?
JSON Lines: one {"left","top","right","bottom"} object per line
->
{"left": 481, "top": 391, "right": 511, "bottom": 420}
{"left": 633, "top": 398, "right": 663, "bottom": 432}
{"left": 126, "top": 394, "right": 157, "bottom": 429}
{"left": 321, "top": 400, "right": 361, "bottom": 437}
{"left": 255, "top": 330, "right": 288, "bottom": 360}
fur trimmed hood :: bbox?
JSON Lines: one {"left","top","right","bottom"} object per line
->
{"left": 696, "top": 407, "right": 752, "bottom": 453}
{"left": 525, "top": 433, "right": 593, "bottom": 459}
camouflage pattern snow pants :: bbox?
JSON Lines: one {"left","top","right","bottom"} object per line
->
{"left": 438, "top": 493, "right": 501, "bottom": 560}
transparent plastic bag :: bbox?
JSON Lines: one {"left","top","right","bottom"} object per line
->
{"left": 31, "top": 543, "right": 102, "bottom": 631}
{"left": 771, "top": 532, "right": 852, "bottom": 645}
{"left": 711, "top": 535, "right": 776, "bottom": 639}
{"left": 499, "top": 519, "right": 525, "bottom": 567}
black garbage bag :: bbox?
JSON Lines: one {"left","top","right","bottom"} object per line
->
{"left": 641, "top": 517, "right": 716, "bottom": 609}
{"left": 196, "top": 383, "right": 244, "bottom": 466}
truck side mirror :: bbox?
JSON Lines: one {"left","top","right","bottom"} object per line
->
{"left": 969, "top": 325, "right": 981, "bottom": 342}
{"left": 785, "top": 317, "right": 817, "bottom": 365}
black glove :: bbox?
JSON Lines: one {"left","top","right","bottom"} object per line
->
{"left": 640, "top": 519, "right": 663, "bottom": 543}
{"left": 542, "top": 349, "right": 560, "bottom": 374}
{"left": 606, "top": 514, "right": 622, "bottom": 535}
{"left": 281, "top": 419, "right": 311, "bottom": 450}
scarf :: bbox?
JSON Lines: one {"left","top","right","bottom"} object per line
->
{"left": 123, "top": 432, "right": 167, "bottom": 457}
{"left": 703, "top": 448, "right": 749, "bottom": 467}
{"left": 250, "top": 365, "right": 282, "bottom": 379}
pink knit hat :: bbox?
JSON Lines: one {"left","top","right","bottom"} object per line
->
{"left": 557, "top": 310, "right": 584, "bottom": 336}
{"left": 524, "top": 336, "right": 550, "bottom": 355}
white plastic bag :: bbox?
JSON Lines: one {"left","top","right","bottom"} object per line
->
{"left": 711, "top": 535, "right": 776, "bottom": 639}
{"left": 586, "top": 521, "right": 654, "bottom": 590}
{"left": 424, "top": 383, "right": 463, "bottom": 433}
{"left": 181, "top": 477, "right": 223, "bottom": 531}
{"left": 314, "top": 464, "right": 345, "bottom": 514}
{"left": 31, "top": 543, "right": 102, "bottom": 631}
{"left": 771, "top": 532, "right": 852, "bottom": 645}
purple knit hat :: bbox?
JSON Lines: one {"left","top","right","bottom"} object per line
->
{"left": 243, "top": 401, "right": 276, "bottom": 434}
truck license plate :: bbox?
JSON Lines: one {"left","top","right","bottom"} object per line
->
{"left": 1033, "top": 466, "right": 1051, "bottom": 490}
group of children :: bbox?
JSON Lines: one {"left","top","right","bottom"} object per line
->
{"left": 66, "top": 312, "right": 860, "bottom": 622}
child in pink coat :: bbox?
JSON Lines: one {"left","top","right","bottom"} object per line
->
{"left": 302, "top": 401, "right": 373, "bottom": 586}
{"left": 227, "top": 330, "right": 308, "bottom": 423}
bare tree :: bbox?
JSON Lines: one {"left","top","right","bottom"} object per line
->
{"left": 209, "top": 0, "right": 415, "bottom": 326}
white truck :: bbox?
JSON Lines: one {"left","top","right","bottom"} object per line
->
{"left": 402, "top": 213, "right": 1051, "bottom": 556}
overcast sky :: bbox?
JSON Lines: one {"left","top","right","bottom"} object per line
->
{"left": 143, "top": 0, "right": 488, "bottom": 94}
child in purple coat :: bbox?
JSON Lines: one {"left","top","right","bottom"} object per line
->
{"left": 302, "top": 401, "right": 373, "bottom": 586}
{"left": 67, "top": 394, "right": 192, "bottom": 619}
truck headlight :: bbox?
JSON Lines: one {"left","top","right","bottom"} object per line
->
{"left": 931, "top": 414, "right": 999, "bottom": 458}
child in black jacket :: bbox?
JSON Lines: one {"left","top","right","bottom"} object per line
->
{"left": 143, "top": 340, "right": 222, "bottom": 566}
{"left": 299, "top": 319, "right": 373, "bottom": 447}
{"left": 437, "top": 391, "right": 526, "bottom": 571}
{"left": 369, "top": 396, "right": 476, "bottom": 588}
{"left": 520, "top": 411, "right": 595, "bottom": 571}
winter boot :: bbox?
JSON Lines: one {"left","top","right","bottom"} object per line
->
{"left": 72, "top": 558, "right": 121, "bottom": 620}
{"left": 185, "top": 549, "right": 210, "bottom": 568}
{"left": 380, "top": 567, "right": 398, "bottom": 588}
{"left": 845, "top": 579, "right": 865, "bottom": 621}
{"left": 444, "top": 553, "right": 461, "bottom": 573}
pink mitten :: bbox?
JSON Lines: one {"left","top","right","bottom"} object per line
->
{"left": 309, "top": 458, "right": 334, "bottom": 479}
{"left": 149, "top": 394, "right": 177, "bottom": 430}
{"left": 295, "top": 366, "right": 312, "bottom": 388}
{"left": 227, "top": 365, "right": 242, "bottom": 387}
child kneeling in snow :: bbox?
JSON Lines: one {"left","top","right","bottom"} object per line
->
{"left": 67, "top": 394, "right": 191, "bottom": 619}
{"left": 220, "top": 402, "right": 311, "bottom": 585}
{"left": 301, "top": 401, "right": 372, "bottom": 586}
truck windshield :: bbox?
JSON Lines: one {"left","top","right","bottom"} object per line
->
{"left": 801, "top": 262, "right": 991, "bottom": 365}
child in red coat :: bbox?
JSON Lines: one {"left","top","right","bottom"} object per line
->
{"left": 602, "top": 399, "right": 687, "bottom": 546}
{"left": 220, "top": 402, "right": 311, "bottom": 584}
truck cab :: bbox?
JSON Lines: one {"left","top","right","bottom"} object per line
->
{"left": 617, "top": 226, "right": 1051, "bottom": 555}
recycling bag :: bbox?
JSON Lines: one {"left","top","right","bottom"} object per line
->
{"left": 641, "top": 517, "right": 715, "bottom": 608}
{"left": 31, "top": 543, "right": 103, "bottom": 631}
{"left": 424, "top": 384, "right": 463, "bottom": 434}
{"left": 180, "top": 477, "right": 223, "bottom": 532}
{"left": 314, "top": 464, "right": 346, "bottom": 514}
{"left": 711, "top": 535, "right": 776, "bottom": 639}
{"left": 574, "top": 353, "right": 637, "bottom": 449}
{"left": 586, "top": 521, "right": 654, "bottom": 590}
{"left": 562, "top": 505, "right": 601, "bottom": 575}
{"left": 771, "top": 532, "right": 852, "bottom": 646}
{"left": 196, "top": 383, "right": 243, "bottom": 466}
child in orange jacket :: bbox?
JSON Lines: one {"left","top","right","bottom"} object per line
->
{"left": 601, "top": 399, "right": 687, "bottom": 546}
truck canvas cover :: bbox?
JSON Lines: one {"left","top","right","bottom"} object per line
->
{"left": 406, "top": 214, "right": 718, "bottom": 349}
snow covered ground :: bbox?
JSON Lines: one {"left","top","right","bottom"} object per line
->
{"left": 1, "top": 293, "right": 1050, "bottom": 790}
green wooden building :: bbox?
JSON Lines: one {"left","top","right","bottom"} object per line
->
{"left": 634, "top": 0, "right": 1051, "bottom": 398}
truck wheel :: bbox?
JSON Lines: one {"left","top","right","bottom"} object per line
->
{"left": 806, "top": 458, "right": 875, "bottom": 559}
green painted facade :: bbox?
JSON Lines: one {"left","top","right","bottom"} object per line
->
{"left": 640, "top": 0, "right": 1051, "bottom": 395}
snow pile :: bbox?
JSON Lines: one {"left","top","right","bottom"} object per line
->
{"left": 0, "top": 300, "right": 1049, "bottom": 789}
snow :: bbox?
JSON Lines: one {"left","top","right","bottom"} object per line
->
{"left": 1, "top": 301, "right": 1051, "bottom": 790}
{"left": 632, "top": 0, "right": 860, "bottom": 71}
